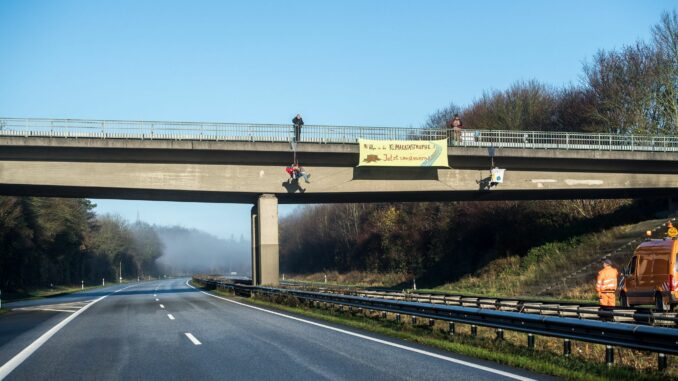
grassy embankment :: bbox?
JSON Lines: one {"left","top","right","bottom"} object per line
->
{"left": 289, "top": 217, "right": 674, "bottom": 302}
{"left": 193, "top": 281, "right": 676, "bottom": 381}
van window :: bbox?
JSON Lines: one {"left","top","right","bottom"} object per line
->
{"left": 652, "top": 257, "right": 669, "bottom": 274}
{"left": 627, "top": 256, "right": 637, "bottom": 275}
{"left": 638, "top": 255, "right": 651, "bottom": 274}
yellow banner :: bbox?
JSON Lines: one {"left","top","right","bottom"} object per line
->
{"left": 358, "top": 139, "right": 449, "bottom": 167}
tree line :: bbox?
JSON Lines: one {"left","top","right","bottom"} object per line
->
{"left": 280, "top": 11, "right": 678, "bottom": 285}
{"left": 0, "top": 196, "right": 163, "bottom": 291}
{"left": 423, "top": 11, "right": 677, "bottom": 136}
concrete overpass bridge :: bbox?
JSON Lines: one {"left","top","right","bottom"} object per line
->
{"left": 1, "top": 117, "right": 678, "bottom": 285}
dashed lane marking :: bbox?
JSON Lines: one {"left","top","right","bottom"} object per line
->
{"left": 159, "top": 304, "right": 165, "bottom": 309}
{"left": 184, "top": 333, "right": 202, "bottom": 345}
{"left": 167, "top": 314, "right": 175, "bottom": 320}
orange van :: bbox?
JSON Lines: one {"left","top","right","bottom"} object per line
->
{"left": 620, "top": 238, "right": 678, "bottom": 311}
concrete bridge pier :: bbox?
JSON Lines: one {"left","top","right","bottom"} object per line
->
{"left": 251, "top": 194, "right": 279, "bottom": 286}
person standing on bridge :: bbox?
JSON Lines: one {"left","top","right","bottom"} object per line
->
{"left": 447, "top": 114, "right": 463, "bottom": 144}
{"left": 292, "top": 114, "right": 304, "bottom": 143}
{"left": 596, "top": 259, "right": 619, "bottom": 308}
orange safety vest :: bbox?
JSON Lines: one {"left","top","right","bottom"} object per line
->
{"left": 596, "top": 266, "right": 618, "bottom": 293}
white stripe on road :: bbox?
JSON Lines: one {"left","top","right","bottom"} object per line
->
{"left": 167, "top": 314, "right": 175, "bottom": 320}
{"left": 155, "top": 298, "right": 159, "bottom": 302}
{"left": 187, "top": 280, "right": 535, "bottom": 381}
{"left": 184, "top": 333, "right": 202, "bottom": 345}
{"left": 159, "top": 304, "right": 165, "bottom": 309}
{"left": 0, "top": 284, "right": 136, "bottom": 380}
{"left": 154, "top": 294, "right": 157, "bottom": 297}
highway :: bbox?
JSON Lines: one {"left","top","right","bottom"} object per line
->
{"left": 0, "top": 278, "right": 556, "bottom": 381}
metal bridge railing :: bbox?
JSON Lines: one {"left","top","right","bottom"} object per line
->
{"left": 1, "top": 117, "right": 677, "bottom": 152}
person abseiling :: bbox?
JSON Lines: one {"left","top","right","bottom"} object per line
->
{"left": 596, "top": 259, "right": 619, "bottom": 308}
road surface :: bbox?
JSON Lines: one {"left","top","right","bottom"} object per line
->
{"left": 0, "top": 278, "right": 557, "bottom": 380}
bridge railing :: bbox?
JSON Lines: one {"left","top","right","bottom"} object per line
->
{"left": 1, "top": 117, "right": 677, "bottom": 152}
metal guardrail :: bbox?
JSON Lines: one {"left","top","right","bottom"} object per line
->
{"left": 2, "top": 117, "right": 678, "bottom": 152}
{"left": 194, "top": 277, "right": 678, "bottom": 356}
{"left": 279, "top": 280, "right": 678, "bottom": 326}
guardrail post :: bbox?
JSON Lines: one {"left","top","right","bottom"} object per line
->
{"left": 563, "top": 339, "right": 571, "bottom": 357}
{"left": 605, "top": 345, "right": 614, "bottom": 366}
{"left": 527, "top": 333, "right": 535, "bottom": 349}
{"left": 471, "top": 325, "right": 478, "bottom": 337}
{"left": 448, "top": 322, "right": 455, "bottom": 336}
{"left": 658, "top": 353, "right": 667, "bottom": 372}
{"left": 495, "top": 328, "right": 504, "bottom": 341}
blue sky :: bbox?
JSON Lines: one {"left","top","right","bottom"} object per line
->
{"left": 0, "top": 1, "right": 673, "bottom": 239}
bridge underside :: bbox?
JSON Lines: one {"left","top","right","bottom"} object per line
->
{"left": 2, "top": 137, "right": 678, "bottom": 285}
{"left": 0, "top": 183, "right": 677, "bottom": 204}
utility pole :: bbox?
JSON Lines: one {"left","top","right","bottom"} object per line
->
{"left": 119, "top": 260, "right": 122, "bottom": 283}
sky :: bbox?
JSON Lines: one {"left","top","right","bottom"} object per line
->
{"left": 0, "top": 1, "right": 674, "bottom": 239}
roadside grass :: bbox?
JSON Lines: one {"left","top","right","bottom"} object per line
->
{"left": 0, "top": 308, "right": 8, "bottom": 315}
{"left": 285, "top": 271, "right": 409, "bottom": 288}
{"left": 439, "top": 218, "right": 671, "bottom": 300}
{"left": 195, "top": 282, "right": 676, "bottom": 381}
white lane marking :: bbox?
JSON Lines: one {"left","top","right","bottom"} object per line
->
{"left": 155, "top": 298, "right": 159, "bottom": 302}
{"left": 184, "top": 333, "right": 202, "bottom": 345}
{"left": 154, "top": 294, "right": 157, "bottom": 297}
{"left": 187, "top": 280, "right": 535, "bottom": 381}
{"left": 159, "top": 304, "right": 165, "bottom": 309}
{"left": 167, "top": 314, "right": 175, "bottom": 320}
{"left": 0, "top": 284, "right": 136, "bottom": 380}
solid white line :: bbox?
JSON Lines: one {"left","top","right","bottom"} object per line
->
{"left": 186, "top": 280, "right": 535, "bottom": 381}
{"left": 159, "top": 304, "right": 165, "bottom": 309}
{"left": 0, "top": 284, "right": 136, "bottom": 380}
{"left": 184, "top": 333, "right": 202, "bottom": 345}
{"left": 167, "top": 314, "right": 175, "bottom": 320}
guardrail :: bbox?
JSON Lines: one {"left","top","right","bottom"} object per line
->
{"left": 279, "top": 280, "right": 678, "bottom": 326}
{"left": 194, "top": 276, "right": 678, "bottom": 368}
{"left": 2, "top": 117, "right": 678, "bottom": 152}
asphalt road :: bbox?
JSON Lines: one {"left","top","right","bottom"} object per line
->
{"left": 0, "top": 278, "right": 558, "bottom": 380}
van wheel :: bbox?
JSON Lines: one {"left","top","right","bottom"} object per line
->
{"left": 620, "top": 293, "right": 630, "bottom": 308}
{"left": 655, "top": 293, "right": 670, "bottom": 312}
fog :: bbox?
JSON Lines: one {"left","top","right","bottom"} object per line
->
{"left": 154, "top": 225, "right": 250, "bottom": 276}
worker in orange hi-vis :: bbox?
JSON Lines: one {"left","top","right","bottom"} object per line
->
{"left": 596, "top": 259, "right": 619, "bottom": 308}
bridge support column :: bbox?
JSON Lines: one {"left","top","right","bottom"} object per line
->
{"left": 254, "top": 194, "right": 279, "bottom": 286}
{"left": 251, "top": 206, "right": 258, "bottom": 286}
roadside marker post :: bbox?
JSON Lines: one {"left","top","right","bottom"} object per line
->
{"left": 81, "top": 280, "right": 84, "bottom": 290}
{"left": 564, "top": 339, "right": 572, "bottom": 357}
{"left": 658, "top": 353, "right": 667, "bottom": 372}
{"left": 527, "top": 333, "right": 535, "bottom": 349}
{"left": 605, "top": 345, "right": 614, "bottom": 366}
